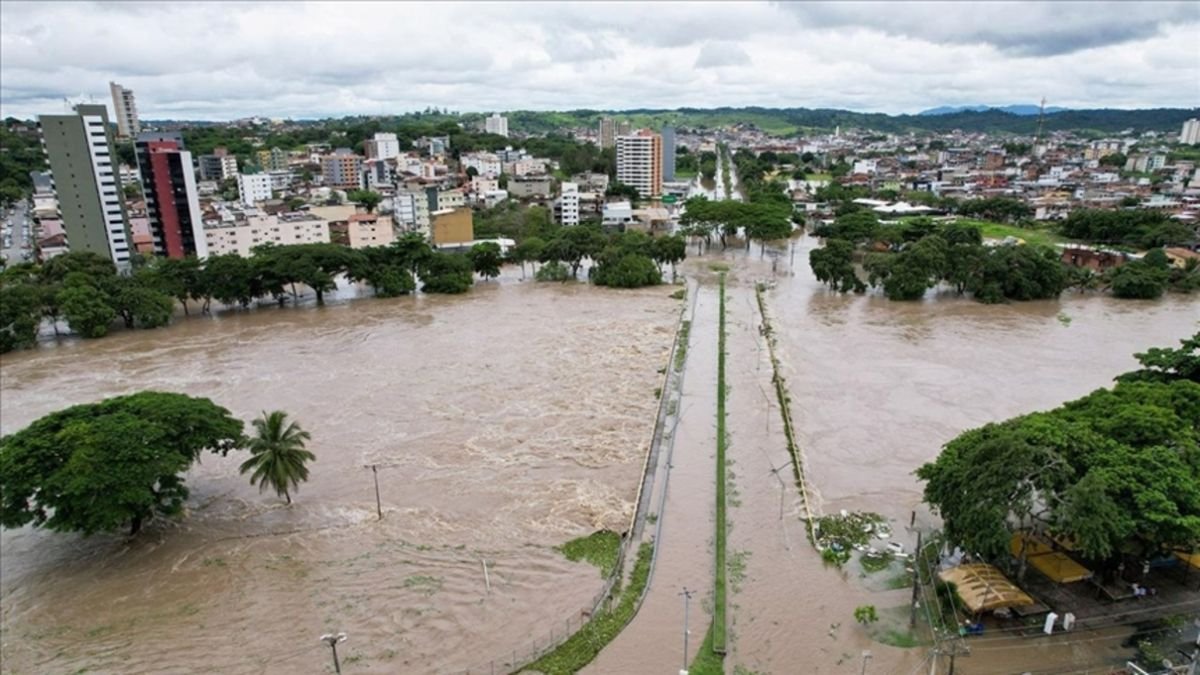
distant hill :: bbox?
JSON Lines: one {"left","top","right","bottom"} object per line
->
{"left": 919, "top": 104, "right": 1069, "bottom": 116}
{"left": 506, "top": 106, "right": 1197, "bottom": 137}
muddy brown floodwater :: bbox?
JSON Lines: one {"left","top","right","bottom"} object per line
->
{"left": 0, "top": 279, "right": 678, "bottom": 674}
{"left": 700, "top": 235, "right": 1197, "bottom": 674}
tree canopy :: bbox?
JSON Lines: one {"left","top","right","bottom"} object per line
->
{"left": 0, "top": 392, "right": 245, "bottom": 535}
{"left": 917, "top": 339, "right": 1200, "bottom": 569}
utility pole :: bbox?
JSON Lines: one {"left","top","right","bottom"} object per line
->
{"left": 910, "top": 531, "right": 923, "bottom": 628}
{"left": 860, "top": 650, "right": 872, "bottom": 675}
{"left": 371, "top": 465, "right": 382, "bottom": 520}
{"left": 320, "top": 633, "right": 347, "bottom": 674}
{"left": 679, "top": 587, "right": 694, "bottom": 674}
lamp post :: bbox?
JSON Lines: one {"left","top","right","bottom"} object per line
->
{"left": 320, "top": 632, "right": 347, "bottom": 674}
{"left": 679, "top": 586, "right": 694, "bottom": 675}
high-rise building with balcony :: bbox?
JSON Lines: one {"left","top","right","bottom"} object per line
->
{"left": 616, "top": 130, "right": 663, "bottom": 198}
{"left": 661, "top": 125, "right": 676, "bottom": 182}
{"left": 109, "top": 81, "right": 140, "bottom": 139}
{"left": 38, "top": 104, "right": 133, "bottom": 265}
{"left": 135, "top": 132, "right": 208, "bottom": 258}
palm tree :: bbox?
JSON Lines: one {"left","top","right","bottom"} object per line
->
{"left": 239, "top": 411, "right": 315, "bottom": 504}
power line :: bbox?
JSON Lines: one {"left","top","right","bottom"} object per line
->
{"left": 960, "top": 597, "right": 1200, "bottom": 643}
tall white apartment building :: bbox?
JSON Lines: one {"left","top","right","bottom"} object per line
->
{"left": 485, "top": 113, "right": 509, "bottom": 137}
{"left": 237, "top": 173, "right": 274, "bottom": 207}
{"left": 462, "top": 152, "right": 503, "bottom": 177}
{"left": 108, "top": 81, "right": 140, "bottom": 139}
{"left": 38, "top": 104, "right": 132, "bottom": 265}
{"left": 616, "top": 130, "right": 663, "bottom": 198}
{"left": 1181, "top": 118, "right": 1200, "bottom": 145}
{"left": 557, "top": 182, "right": 580, "bottom": 225}
{"left": 365, "top": 132, "right": 401, "bottom": 160}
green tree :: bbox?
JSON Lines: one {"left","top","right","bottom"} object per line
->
{"left": 238, "top": 411, "right": 314, "bottom": 505}
{"left": 347, "top": 189, "right": 383, "bottom": 213}
{"left": 419, "top": 251, "right": 474, "bottom": 293}
{"left": 593, "top": 253, "right": 661, "bottom": 288}
{"left": 203, "top": 253, "right": 258, "bottom": 309}
{"left": 58, "top": 283, "right": 116, "bottom": 338}
{"left": 108, "top": 276, "right": 175, "bottom": 329}
{"left": 809, "top": 239, "right": 864, "bottom": 293}
{"left": 650, "top": 235, "right": 687, "bottom": 280}
{"left": 0, "top": 280, "right": 41, "bottom": 352}
{"left": 1116, "top": 332, "right": 1199, "bottom": 384}
{"left": 1108, "top": 260, "right": 1170, "bottom": 299}
{"left": 854, "top": 605, "right": 879, "bottom": 626}
{"left": 466, "top": 241, "right": 503, "bottom": 280}
{"left": 510, "top": 236, "right": 546, "bottom": 279}
{"left": 0, "top": 392, "right": 245, "bottom": 535}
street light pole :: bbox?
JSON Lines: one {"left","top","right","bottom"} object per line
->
{"left": 321, "top": 633, "right": 347, "bottom": 674}
{"left": 679, "top": 587, "right": 693, "bottom": 674}
{"left": 371, "top": 465, "right": 382, "bottom": 520}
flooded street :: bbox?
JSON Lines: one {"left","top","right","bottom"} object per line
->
{"left": 0, "top": 279, "right": 679, "bottom": 674}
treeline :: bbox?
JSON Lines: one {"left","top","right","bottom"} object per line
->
{"left": 678, "top": 197, "right": 793, "bottom": 254}
{"left": 1058, "top": 208, "right": 1194, "bottom": 250}
{"left": 0, "top": 227, "right": 689, "bottom": 353}
{"left": 0, "top": 238, "right": 475, "bottom": 352}
{"left": 808, "top": 211, "right": 1199, "bottom": 302}
{"left": 508, "top": 225, "right": 686, "bottom": 288}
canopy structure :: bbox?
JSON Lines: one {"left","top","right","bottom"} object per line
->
{"left": 1011, "top": 533, "right": 1094, "bottom": 583}
{"left": 939, "top": 563, "right": 1035, "bottom": 614}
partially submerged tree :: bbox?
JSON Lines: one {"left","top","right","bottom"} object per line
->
{"left": 0, "top": 392, "right": 244, "bottom": 535}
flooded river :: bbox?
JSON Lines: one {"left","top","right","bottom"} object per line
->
{"left": 0, "top": 279, "right": 678, "bottom": 674}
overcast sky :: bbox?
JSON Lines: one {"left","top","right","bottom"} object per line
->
{"left": 2, "top": 1, "right": 1197, "bottom": 121}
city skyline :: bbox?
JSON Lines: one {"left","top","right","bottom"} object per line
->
{"left": 1, "top": 1, "right": 1197, "bottom": 121}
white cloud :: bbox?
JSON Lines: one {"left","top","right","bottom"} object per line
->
{"left": 0, "top": 1, "right": 1196, "bottom": 120}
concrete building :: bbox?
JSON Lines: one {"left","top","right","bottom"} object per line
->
{"left": 204, "top": 212, "right": 330, "bottom": 257}
{"left": 198, "top": 153, "right": 239, "bottom": 181}
{"left": 616, "top": 130, "right": 663, "bottom": 198}
{"left": 431, "top": 207, "right": 474, "bottom": 246}
{"left": 254, "top": 147, "right": 289, "bottom": 172}
{"left": 507, "top": 177, "right": 553, "bottom": 199}
{"left": 393, "top": 190, "right": 431, "bottom": 233}
{"left": 617, "top": 121, "right": 632, "bottom": 136}
{"left": 602, "top": 200, "right": 634, "bottom": 228}
{"left": 599, "top": 117, "right": 616, "bottom": 149}
{"left": 38, "top": 104, "right": 133, "bottom": 264}
{"left": 485, "top": 113, "right": 509, "bottom": 138}
{"left": 556, "top": 182, "right": 580, "bottom": 225}
{"left": 238, "top": 173, "right": 273, "bottom": 207}
{"left": 661, "top": 125, "right": 676, "bottom": 182}
{"left": 322, "top": 149, "right": 363, "bottom": 190}
{"left": 461, "top": 152, "right": 502, "bottom": 177}
{"left": 363, "top": 158, "right": 394, "bottom": 190}
{"left": 346, "top": 213, "right": 396, "bottom": 248}
{"left": 365, "top": 132, "right": 401, "bottom": 160}
{"left": 1180, "top": 118, "right": 1200, "bottom": 145}
{"left": 437, "top": 188, "right": 466, "bottom": 211}
{"left": 108, "top": 81, "right": 140, "bottom": 139}
{"left": 135, "top": 132, "right": 208, "bottom": 258}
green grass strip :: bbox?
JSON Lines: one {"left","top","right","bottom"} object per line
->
{"left": 714, "top": 273, "right": 728, "bottom": 653}
{"left": 559, "top": 530, "right": 621, "bottom": 578}
{"left": 688, "top": 623, "right": 725, "bottom": 675}
{"left": 524, "top": 542, "right": 654, "bottom": 675}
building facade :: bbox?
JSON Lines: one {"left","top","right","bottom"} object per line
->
{"left": 365, "top": 133, "right": 401, "bottom": 160}
{"left": 616, "top": 130, "right": 663, "bottom": 198}
{"left": 485, "top": 113, "right": 509, "bottom": 137}
{"left": 599, "top": 117, "right": 615, "bottom": 149}
{"left": 238, "top": 173, "right": 273, "bottom": 207}
{"left": 1181, "top": 118, "right": 1200, "bottom": 145}
{"left": 661, "top": 125, "right": 676, "bottom": 182}
{"left": 394, "top": 189, "right": 431, "bottom": 233}
{"left": 135, "top": 132, "right": 208, "bottom": 258}
{"left": 556, "top": 182, "right": 580, "bottom": 225}
{"left": 39, "top": 104, "right": 133, "bottom": 264}
{"left": 322, "top": 149, "right": 363, "bottom": 190}
{"left": 108, "top": 82, "right": 140, "bottom": 139}
{"left": 204, "top": 213, "right": 330, "bottom": 257}
{"left": 346, "top": 213, "right": 396, "bottom": 248}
